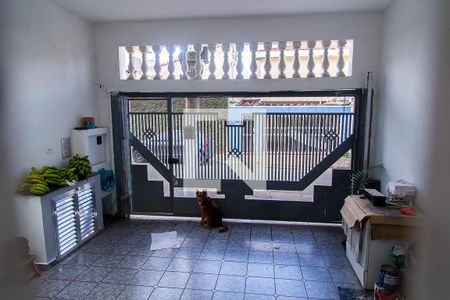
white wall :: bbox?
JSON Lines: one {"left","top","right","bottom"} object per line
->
{"left": 373, "top": 0, "right": 450, "bottom": 298}
{"left": 94, "top": 13, "right": 383, "bottom": 126}
{"left": 3, "top": 0, "right": 99, "bottom": 250}
{"left": 4, "top": 0, "right": 99, "bottom": 183}
{"left": 373, "top": 0, "right": 439, "bottom": 199}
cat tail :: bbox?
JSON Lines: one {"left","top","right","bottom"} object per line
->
{"left": 218, "top": 225, "right": 228, "bottom": 233}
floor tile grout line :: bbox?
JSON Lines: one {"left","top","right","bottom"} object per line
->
{"left": 34, "top": 220, "right": 357, "bottom": 300}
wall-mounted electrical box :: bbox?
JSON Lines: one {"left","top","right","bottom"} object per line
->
{"left": 71, "top": 127, "right": 108, "bottom": 166}
{"left": 61, "top": 137, "right": 71, "bottom": 159}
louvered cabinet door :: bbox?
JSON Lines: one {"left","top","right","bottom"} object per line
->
{"left": 52, "top": 189, "right": 79, "bottom": 259}
{"left": 77, "top": 183, "right": 97, "bottom": 242}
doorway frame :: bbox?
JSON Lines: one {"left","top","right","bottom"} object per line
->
{"left": 111, "top": 89, "right": 367, "bottom": 220}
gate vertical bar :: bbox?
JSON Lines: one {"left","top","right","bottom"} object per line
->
{"left": 292, "top": 115, "right": 296, "bottom": 181}
{"left": 276, "top": 115, "right": 281, "bottom": 181}
{"left": 167, "top": 98, "right": 175, "bottom": 209}
{"left": 300, "top": 114, "right": 305, "bottom": 178}
{"left": 318, "top": 114, "right": 324, "bottom": 162}
{"left": 282, "top": 114, "right": 286, "bottom": 180}
{"left": 267, "top": 114, "right": 275, "bottom": 180}
{"left": 307, "top": 114, "right": 313, "bottom": 175}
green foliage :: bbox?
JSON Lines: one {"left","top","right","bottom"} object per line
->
{"left": 351, "top": 169, "right": 368, "bottom": 195}
{"left": 350, "top": 164, "right": 383, "bottom": 194}
{"left": 129, "top": 97, "right": 229, "bottom": 113}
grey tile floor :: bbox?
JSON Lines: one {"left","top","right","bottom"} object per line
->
{"left": 30, "top": 219, "right": 362, "bottom": 300}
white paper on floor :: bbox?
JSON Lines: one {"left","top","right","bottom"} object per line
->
{"left": 150, "top": 231, "right": 180, "bottom": 251}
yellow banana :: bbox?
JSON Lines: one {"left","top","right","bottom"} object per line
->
{"left": 28, "top": 178, "right": 46, "bottom": 185}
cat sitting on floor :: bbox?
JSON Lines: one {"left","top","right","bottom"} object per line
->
{"left": 196, "top": 190, "right": 228, "bottom": 233}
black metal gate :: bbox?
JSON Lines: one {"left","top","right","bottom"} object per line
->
{"left": 112, "top": 91, "right": 366, "bottom": 222}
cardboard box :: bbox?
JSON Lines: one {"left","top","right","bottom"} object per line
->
{"left": 341, "top": 195, "right": 421, "bottom": 241}
{"left": 341, "top": 196, "right": 421, "bottom": 288}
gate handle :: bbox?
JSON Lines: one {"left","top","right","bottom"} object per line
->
{"left": 168, "top": 157, "right": 180, "bottom": 164}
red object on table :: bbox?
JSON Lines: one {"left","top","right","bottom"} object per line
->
{"left": 400, "top": 207, "right": 416, "bottom": 216}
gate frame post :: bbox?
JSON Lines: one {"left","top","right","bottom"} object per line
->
{"left": 111, "top": 92, "right": 132, "bottom": 217}
{"left": 352, "top": 89, "right": 368, "bottom": 172}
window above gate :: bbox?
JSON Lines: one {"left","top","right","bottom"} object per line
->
{"left": 118, "top": 39, "right": 353, "bottom": 81}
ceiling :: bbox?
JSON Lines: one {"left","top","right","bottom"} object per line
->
{"left": 49, "top": 0, "right": 395, "bottom": 23}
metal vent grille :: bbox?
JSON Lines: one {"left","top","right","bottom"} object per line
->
{"left": 78, "top": 183, "right": 96, "bottom": 241}
{"left": 54, "top": 190, "right": 78, "bottom": 258}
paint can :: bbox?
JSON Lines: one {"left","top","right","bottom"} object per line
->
{"left": 377, "top": 264, "right": 399, "bottom": 292}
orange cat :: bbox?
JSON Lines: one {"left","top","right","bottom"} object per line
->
{"left": 196, "top": 191, "right": 228, "bottom": 233}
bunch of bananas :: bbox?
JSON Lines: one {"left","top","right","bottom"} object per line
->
{"left": 40, "top": 166, "right": 71, "bottom": 187}
{"left": 17, "top": 167, "right": 51, "bottom": 196}
{"left": 17, "top": 165, "right": 81, "bottom": 196}
{"left": 68, "top": 155, "right": 92, "bottom": 180}
{"left": 58, "top": 167, "right": 78, "bottom": 183}
{"left": 17, "top": 156, "right": 92, "bottom": 196}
